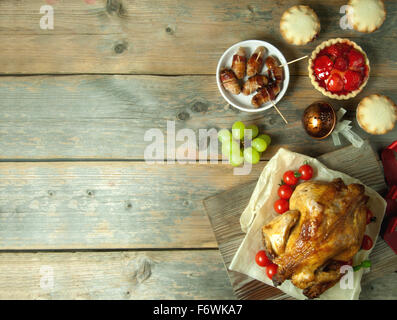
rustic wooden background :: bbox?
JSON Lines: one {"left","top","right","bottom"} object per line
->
{"left": 0, "top": 0, "right": 395, "bottom": 299}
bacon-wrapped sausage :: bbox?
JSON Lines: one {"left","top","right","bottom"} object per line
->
{"left": 265, "top": 56, "right": 284, "bottom": 83}
{"left": 220, "top": 69, "right": 241, "bottom": 95}
{"left": 242, "top": 75, "right": 269, "bottom": 96}
{"left": 251, "top": 83, "right": 281, "bottom": 108}
{"left": 247, "top": 46, "right": 266, "bottom": 77}
{"left": 231, "top": 47, "right": 247, "bottom": 80}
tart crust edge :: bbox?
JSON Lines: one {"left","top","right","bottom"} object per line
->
{"left": 347, "top": 0, "right": 386, "bottom": 33}
{"left": 308, "top": 38, "right": 370, "bottom": 100}
{"left": 280, "top": 5, "right": 321, "bottom": 46}
{"left": 356, "top": 94, "right": 397, "bottom": 135}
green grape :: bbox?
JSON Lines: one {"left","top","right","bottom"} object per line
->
{"left": 231, "top": 141, "right": 242, "bottom": 157}
{"left": 245, "top": 124, "right": 259, "bottom": 139}
{"left": 232, "top": 121, "right": 245, "bottom": 140}
{"left": 222, "top": 140, "right": 241, "bottom": 159}
{"left": 218, "top": 129, "right": 232, "bottom": 144}
{"left": 221, "top": 141, "right": 231, "bottom": 158}
{"left": 230, "top": 152, "right": 244, "bottom": 167}
{"left": 258, "top": 134, "right": 271, "bottom": 146}
{"left": 243, "top": 147, "right": 260, "bottom": 164}
{"left": 252, "top": 138, "right": 267, "bottom": 152}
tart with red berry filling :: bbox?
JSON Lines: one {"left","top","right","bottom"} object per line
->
{"left": 308, "top": 38, "right": 370, "bottom": 100}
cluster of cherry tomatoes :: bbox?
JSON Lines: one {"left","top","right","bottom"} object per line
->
{"left": 255, "top": 250, "right": 278, "bottom": 280}
{"left": 274, "top": 164, "right": 314, "bottom": 214}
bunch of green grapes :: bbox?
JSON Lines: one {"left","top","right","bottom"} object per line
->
{"left": 218, "top": 121, "right": 271, "bottom": 166}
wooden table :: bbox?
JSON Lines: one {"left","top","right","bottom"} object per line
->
{"left": 0, "top": 0, "right": 395, "bottom": 299}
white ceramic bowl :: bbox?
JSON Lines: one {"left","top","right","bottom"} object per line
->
{"left": 216, "top": 40, "right": 290, "bottom": 113}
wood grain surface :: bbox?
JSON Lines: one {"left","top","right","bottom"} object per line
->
{"left": 0, "top": 0, "right": 395, "bottom": 300}
{"left": 0, "top": 0, "right": 396, "bottom": 75}
{"left": 204, "top": 142, "right": 397, "bottom": 299}
{"left": 0, "top": 75, "right": 395, "bottom": 160}
{"left": 0, "top": 250, "right": 235, "bottom": 299}
{"left": 0, "top": 161, "right": 266, "bottom": 249}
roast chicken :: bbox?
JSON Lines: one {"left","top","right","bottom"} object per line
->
{"left": 262, "top": 178, "right": 368, "bottom": 299}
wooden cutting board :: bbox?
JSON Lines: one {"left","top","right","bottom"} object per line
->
{"left": 203, "top": 141, "right": 397, "bottom": 300}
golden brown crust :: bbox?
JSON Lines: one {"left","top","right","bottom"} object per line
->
{"left": 265, "top": 178, "right": 368, "bottom": 298}
{"left": 280, "top": 5, "right": 320, "bottom": 46}
{"left": 356, "top": 94, "right": 397, "bottom": 135}
{"left": 347, "top": 0, "right": 386, "bottom": 33}
{"left": 308, "top": 38, "right": 370, "bottom": 100}
{"left": 262, "top": 210, "right": 300, "bottom": 259}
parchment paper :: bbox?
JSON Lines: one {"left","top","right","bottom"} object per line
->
{"left": 229, "top": 148, "right": 387, "bottom": 300}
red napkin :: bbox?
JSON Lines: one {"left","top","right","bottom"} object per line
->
{"left": 381, "top": 141, "right": 397, "bottom": 254}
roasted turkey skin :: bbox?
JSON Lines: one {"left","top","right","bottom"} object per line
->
{"left": 262, "top": 178, "right": 368, "bottom": 299}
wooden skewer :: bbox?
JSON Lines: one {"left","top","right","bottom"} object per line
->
{"left": 269, "top": 99, "right": 288, "bottom": 124}
{"left": 278, "top": 55, "right": 308, "bottom": 68}
{"left": 256, "top": 51, "right": 262, "bottom": 61}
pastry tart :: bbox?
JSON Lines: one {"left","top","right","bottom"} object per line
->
{"left": 347, "top": 0, "right": 386, "bottom": 33}
{"left": 280, "top": 5, "right": 320, "bottom": 46}
{"left": 357, "top": 94, "right": 397, "bottom": 135}
{"left": 308, "top": 38, "right": 370, "bottom": 100}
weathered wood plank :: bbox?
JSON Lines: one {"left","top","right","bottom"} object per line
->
{"left": 361, "top": 239, "right": 397, "bottom": 285}
{"left": 0, "top": 161, "right": 266, "bottom": 249}
{"left": 0, "top": 0, "right": 396, "bottom": 75}
{"left": 0, "top": 249, "right": 392, "bottom": 299}
{"left": 317, "top": 141, "right": 387, "bottom": 193}
{"left": 204, "top": 142, "right": 396, "bottom": 299}
{"left": 0, "top": 75, "right": 395, "bottom": 160}
{"left": 0, "top": 250, "right": 235, "bottom": 299}
{"left": 360, "top": 273, "right": 397, "bottom": 300}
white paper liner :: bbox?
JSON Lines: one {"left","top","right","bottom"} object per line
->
{"left": 230, "top": 148, "right": 387, "bottom": 300}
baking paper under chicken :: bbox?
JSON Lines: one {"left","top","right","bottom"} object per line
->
{"left": 229, "top": 148, "right": 387, "bottom": 300}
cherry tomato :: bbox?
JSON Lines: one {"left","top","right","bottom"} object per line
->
{"left": 274, "top": 199, "right": 289, "bottom": 214}
{"left": 278, "top": 184, "right": 293, "bottom": 200}
{"left": 283, "top": 170, "right": 299, "bottom": 185}
{"left": 298, "top": 164, "right": 313, "bottom": 180}
{"left": 255, "top": 250, "right": 270, "bottom": 267}
{"left": 361, "top": 235, "right": 373, "bottom": 250}
{"left": 266, "top": 263, "right": 278, "bottom": 280}
{"left": 366, "top": 209, "right": 375, "bottom": 225}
